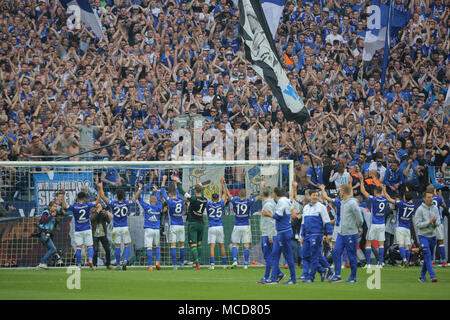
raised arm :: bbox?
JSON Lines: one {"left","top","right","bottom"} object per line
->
{"left": 319, "top": 184, "right": 333, "bottom": 203}
{"left": 60, "top": 188, "right": 69, "bottom": 210}
{"left": 97, "top": 182, "right": 109, "bottom": 203}
{"left": 290, "top": 180, "right": 298, "bottom": 200}
{"left": 220, "top": 177, "right": 231, "bottom": 202}
{"left": 133, "top": 182, "right": 144, "bottom": 201}
{"left": 160, "top": 175, "right": 169, "bottom": 201}
{"left": 358, "top": 172, "right": 370, "bottom": 199}
{"left": 381, "top": 185, "right": 395, "bottom": 204}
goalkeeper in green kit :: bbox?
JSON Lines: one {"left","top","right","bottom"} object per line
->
{"left": 174, "top": 177, "right": 207, "bottom": 269}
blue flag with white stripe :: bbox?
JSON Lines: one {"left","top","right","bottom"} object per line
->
{"left": 362, "top": 0, "right": 390, "bottom": 62}
{"left": 261, "top": 0, "right": 286, "bottom": 39}
{"left": 60, "top": 0, "right": 106, "bottom": 40}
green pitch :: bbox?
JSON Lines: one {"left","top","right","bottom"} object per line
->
{"left": 1, "top": 266, "right": 450, "bottom": 300}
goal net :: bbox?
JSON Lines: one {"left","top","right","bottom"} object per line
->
{"left": 0, "top": 160, "right": 293, "bottom": 268}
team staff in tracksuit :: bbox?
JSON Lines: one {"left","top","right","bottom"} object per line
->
{"left": 300, "top": 189, "right": 333, "bottom": 283}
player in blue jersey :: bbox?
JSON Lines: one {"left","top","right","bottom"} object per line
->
{"left": 426, "top": 185, "right": 448, "bottom": 267}
{"left": 262, "top": 187, "right": 297, "bottom": 284}
{"left": 61, "top": 188, "right": 101, "bottom": 270}
{"left": 161, "top": 175, "right": 186, "bottom": 270}
{"left": 226, "top": 188, "right": 257, "bottom": 269}
{"left": 135, "top": 183, "right": 162, "bottom": 271}
{"left": 206, "top": 177, "right": 229, "bottom": 269}
{"left": 382, "top": 186, "right": 416, "bottom": 267}
{"left": 358, "top": 172, "right": 387, "bottom": 268}
{"left": 98, "top": 182, "right": 139, "bottom": 270}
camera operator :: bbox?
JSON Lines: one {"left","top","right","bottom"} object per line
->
{"left": 37, "top": 201, "right": 59, "bottom": 270}
{"left": 91, "top": 202, "right": 114, "bottom": 270}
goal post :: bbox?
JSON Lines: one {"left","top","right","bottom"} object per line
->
{"left": 0, "top": 160, "right": 293, "bottom": 268}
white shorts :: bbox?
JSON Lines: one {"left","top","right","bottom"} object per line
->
{"left": 436, "top": 224, "right": 444, "bottom": 241}
{"left": 144, "top": 228, "right": 160, "bottom": 248}
{"left": 112, "top": 226, "right": 131, "bottom": 245}
{"left": 74, "top": 229, "right": 93, "bottom": 247}
{"left": 169, "top": 225, "right": 185, "bottom": 243}
{"left": 208, "top": 226, "right": 225, "bottom": 244}
{"left": 395, "top": 227, "right": 411, "bottom": 246}
{"left": 367, "top": 224, "right": 385, "bottom": 242}
{"left": 332, "top": 225, "right": 341, "bottom": 242}
{"left": 231, "top": 225, "right": 251, "bottom": 244}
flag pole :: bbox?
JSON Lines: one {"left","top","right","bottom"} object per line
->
{"left": 381, "top": 0, "right": 393, "bottom": 88}
{"left": 299, "top": 123, "right": 319, "bottom": 185}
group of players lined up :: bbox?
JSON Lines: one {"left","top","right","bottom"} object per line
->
{"left": 256, "top": 170, "right": 447, "bottom": 284}
{"left": 38, "top": 175, "right": 262, "bottom": 272}
{"left": 37, "top": 170, "right": 447, "bottom": 284}
{"left": 274, "top": 171, "right": 448, "bottom": 284}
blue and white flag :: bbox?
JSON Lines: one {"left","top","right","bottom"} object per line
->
{"left": 261, "top": 0, "right": 286, "bottom": 39}
{"left": 362, "top": 0, "right": 390, "bottom": 62}
{"left": 60, "top": 0, "right": 106, "bottom": 40}
{"left": 239, "top": 0, "right": 310, "bottom": 125}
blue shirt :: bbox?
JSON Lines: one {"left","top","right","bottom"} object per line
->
{"left": 400, "top": 159, "right": 419, "bottom": 184}
{"left": 68, "top": 202, "right": 96, "bottom": 232}
{"left": 139, "top": 192, "right": 162, "bottom": 229}
{"left": 108, "top": 199, "right": 134, "bottom": 228}
{"left": 395, "top": 200, "right": 415, "bottom": 229}
{"left": 161, "top": 187, "right": 184, "bottom": 226}
{"left": 206, "top": 200, "right": 224, "bottom": 227}
{"left": 231, "top": 197, "right": 255, "bottom": 226}
{"left": 332, "top": 198, "right": 342, "bottom": 227}
{"left": 274, "top": 197, "right": 295, "bottom": 233}
{"left": 432, "top": 195, "right": 444, "bottom": 224}
{"left": 306, "top": 166, "right": 324, "bottom": 186}
{"left": 369, "top": 195, "right": 387, "bottom": 225}
{"left": 384, "top": 167, "right": 403, "bottom": 187}
{"left": 104, "top": 168, "right": 120, "bottom": 183}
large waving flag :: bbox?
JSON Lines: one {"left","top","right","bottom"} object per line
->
{"left": 60, "top": 0, "right": 106, "bottom": 40}
{"left": 362, "top": 0, "right": 390, "bottom": 62}
{"left": 239, "top": 0, "right": 310, "bottom": 125}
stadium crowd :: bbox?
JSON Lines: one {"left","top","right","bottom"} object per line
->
{"left": 0, "top": 0, "right": 448, "bottom": 196}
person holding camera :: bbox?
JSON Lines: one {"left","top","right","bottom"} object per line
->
{"left": 90, "top": 202, "right": 114, "bottom": 270}
{"left": 37, "top": 201, "right": 59, "bottom": 270}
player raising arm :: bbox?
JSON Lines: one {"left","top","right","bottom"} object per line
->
{"left": 227, "top": 187, "right": 259, "bottom": 269}
{"left": 98, "top": 182, "right": 139, "bottom": 271}
{"left": 206, "top": 177, "right": 229, "bottom": 269}
{"left": 175, "top": 177, "right": 207, "bottom": 270}
{"left": 358, "top": 172, "right": 387, "bottom": 268}
{"left": 382, "top": 186, "right": 416, "bottom": 267}
{"left": 61, "top": 187, "right": 101, "bottom": 270}
{"left": 135, "top": 183, "right": 163, "bottom": 271}
{"left": 161, "top": 175, "right": 186, "bottom": 270}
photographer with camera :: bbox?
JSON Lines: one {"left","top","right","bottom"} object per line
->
{"left": 37, "top": 201, "right": 59, "bottom": 270}
{"left": 91, "top": 202, "right": 114, "bottom": 270}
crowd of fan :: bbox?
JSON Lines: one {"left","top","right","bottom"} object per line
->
{"left": 0, "top": 0, "right": 448, "bottom": 196}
